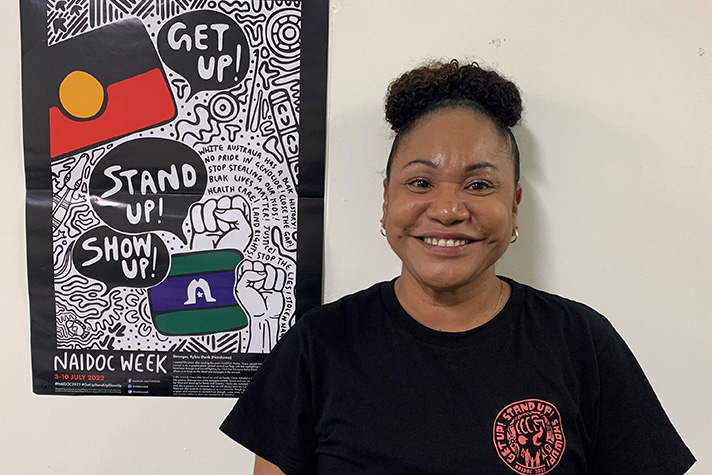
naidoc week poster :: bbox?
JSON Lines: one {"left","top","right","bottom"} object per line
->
{"left": 21, "top": 0, "right": 328, "bottom": 397}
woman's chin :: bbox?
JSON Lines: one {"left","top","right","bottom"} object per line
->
{"left": 400, "top": 267, "right": 492, "bottom": 294}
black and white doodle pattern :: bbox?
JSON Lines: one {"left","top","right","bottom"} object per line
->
{"left": 51, "top": 1, "right": 301, "bottom": 354}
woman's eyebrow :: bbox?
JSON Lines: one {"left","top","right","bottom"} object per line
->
{"left": 401, "top": 160, "right": 499, "bottom": 171}
{"left": 402, "top": 159, "right": 437, "bottom": 169}
{"left": 464, "top": 161, "right": 498, "bottom": 172}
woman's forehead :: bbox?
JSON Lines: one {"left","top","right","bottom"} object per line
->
{"left": 393, "top": 109, "right": 512, "bottom": 170}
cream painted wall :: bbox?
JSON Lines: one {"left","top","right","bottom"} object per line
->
{"left": 2, "top": 0, "right": 709, "bottom": 473}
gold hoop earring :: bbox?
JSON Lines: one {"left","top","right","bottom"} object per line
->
{"left": 380, "top": 223, "right": 387, "bottom": 237}
{"left": 510, "top": 227, "right": 519, "bottom": 243}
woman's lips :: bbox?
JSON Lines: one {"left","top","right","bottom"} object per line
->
{"left": 421, "top": 237, "right": 471, "bottom": 248}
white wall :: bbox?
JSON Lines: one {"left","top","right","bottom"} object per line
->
{"left": 2, "top": 0, "right": 709, "bottom": 473}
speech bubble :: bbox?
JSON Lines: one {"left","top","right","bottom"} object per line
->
{"left": 157, "top": 11, "right": 250, "bottom": 96}
{"left": 89, "top": 138, "right": 207, "bottom": 242}
{"left": 72, "top": 226, "right": 170, "bottom": 289}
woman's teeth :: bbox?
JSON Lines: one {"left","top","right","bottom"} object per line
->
{"left": 423, "top": 237, "right": 468, "bottom": 247}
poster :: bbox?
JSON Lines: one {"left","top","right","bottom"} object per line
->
{"left": 21, "top": 0, "right": 328, "bottom": 397}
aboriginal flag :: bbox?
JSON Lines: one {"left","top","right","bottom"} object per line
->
{"left": 48, "top": 18, "right": 176, "bottom": 158}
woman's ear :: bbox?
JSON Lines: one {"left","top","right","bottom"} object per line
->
{"left": 381, "top": 178, "right": 389, "bottom": 223}
{"left": 513, "top": 184, "right": 523, "bottom": 216}
{"left": 511, "top": 184, "right": 523, "bottom": 233}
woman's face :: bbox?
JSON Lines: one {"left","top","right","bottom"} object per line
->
{"left": 382, "top": 108, "right": 522, "bottom": 292}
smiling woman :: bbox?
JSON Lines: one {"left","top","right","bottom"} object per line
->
{"left": 220, "top": 60, "right": 696, "bottom": 475}
{"left": 383, "top": 109, "right": 521, "bottom": 331}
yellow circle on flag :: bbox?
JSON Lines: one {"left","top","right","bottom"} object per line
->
{"left": 59, "top": 71, "right": 105, "bottom": 119}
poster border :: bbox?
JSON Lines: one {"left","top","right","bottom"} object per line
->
{"left": 20, "top": 0, "right": 329, "bottom": 396}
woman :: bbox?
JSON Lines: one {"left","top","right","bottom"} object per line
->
{"left": 221, "top": 60, "right": 695, "bottom": 474}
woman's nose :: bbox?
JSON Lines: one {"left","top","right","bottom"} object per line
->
{"left": 426, "top": 186, "right": 469, "bottom": 223}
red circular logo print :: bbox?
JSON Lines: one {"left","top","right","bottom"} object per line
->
{"left": 493, "top": 399, "right": 566, "bottom": 474}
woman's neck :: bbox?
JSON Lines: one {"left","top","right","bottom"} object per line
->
{"left": 393, "top": 271, "right": 510, "bottom": 333}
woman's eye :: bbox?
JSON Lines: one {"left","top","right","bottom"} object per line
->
{"left": 467, "top": 181, "right": 492, "bottom": 192}
{"left": 407, "top": 178, "right": 432, "bottom": 189}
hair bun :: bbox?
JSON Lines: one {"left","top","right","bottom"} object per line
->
{"left": 385, "top": 59, "right": 522, "bottom": 132}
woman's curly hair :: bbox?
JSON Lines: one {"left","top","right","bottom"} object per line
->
{"left": 384, "top": 59, "right": 523, "bottom": 183}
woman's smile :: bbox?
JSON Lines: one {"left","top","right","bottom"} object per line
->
{"left": 421, "top": 237, "right": 471, "bottom": 248}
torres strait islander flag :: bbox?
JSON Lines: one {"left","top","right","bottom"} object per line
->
{"left": 148, "top": 250, "right": 248, "bottom": 336}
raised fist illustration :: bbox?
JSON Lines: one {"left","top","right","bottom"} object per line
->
{"left": 506, "top": 413, "right": 549, "bottom": 465}
{"left": 235, "top": 260, "right": 286, "bottom": 353}
{"left": 187, "top": 196, "right": 252, "bottom": 252}
{"left": 514, "top": 414, "right": 546, "bottom": 447}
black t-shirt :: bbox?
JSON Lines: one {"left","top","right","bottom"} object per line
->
{"left": 221, "top": 278, "right": 695, "bottom": 474}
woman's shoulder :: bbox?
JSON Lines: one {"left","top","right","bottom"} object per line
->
{"left": 508, "top": 278, "right": 620, "bottom": 343}
{"left": 289, "top": 279, "right": 396, "bottom": 340}
{"left": 307, "top": 280, "right": 393, "bottom": 316}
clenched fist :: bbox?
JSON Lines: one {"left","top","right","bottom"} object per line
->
{"left": 187, "top": 196, "right": 252, "bottom": 252}
{"left": 235, "top": 260, "right": 286, "bottom": 353}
